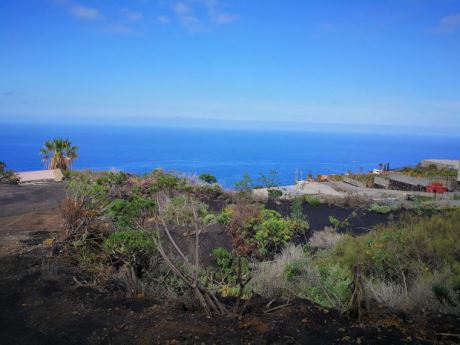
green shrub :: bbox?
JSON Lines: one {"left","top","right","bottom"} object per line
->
{"left": 432, "top": 283, "right": 456, "bottom": 307}
{"left": 258, "top": 170, "right": 279, "bottom": 188}
{"left": 222, "top": 205, "right": 308, "bottom": 258}
{"left": 209, "top": 247, "right": 250, "bottom": 297}
{"left": 326, "top": 209, "right": 460, "bottom": 283}
{"left": 161, "top": 195, "right": 209, "bottom": 226}
{"left": 199, "top": 173, "right": 217, "bottom": 184}
{"left": 290, "top": 198, "right": 304, "bottom": 221}
{"left": 103, "top": 230, "right": 156, "bottom": 259}
{"left": 253, "top": 210, "right": 294, "bottom": 257}
{"left": 369, "top": 203, "right": 398, "bottom": 215}
{"left": 149, "top": 173, "right": 182, "bottom": 193}
{"left": 216, "top": 207, "right": 233, "bottom": 226}
{"left": 268, "top": 189, "right": 283, "bottom": 199}
{"left": 96, "top": 171, "right": 129, "bottom": 187}
{"left": 328, "top": 215, "right": 340, "bottom": 228}
{"left": 308, "top": 263, "right": 352, "bottom": 308}
{"left": 0, "top": 161, "right": 19, "bottom": 184}
{"left": 400, "top": 165, "right": 457, "bottom": 177}
{"left": 234, "top": 173, "right": 252, "bottom": 193}
{"left": 251, "top": 244, "right": 352, "bottom": 310}
{"left": 284, "top": 260, "right": 305, "bottom": 282}
{"left": 302, "top": 195, "right": 322, "bottom": 206}
{"left": 106, "top": 195, "right": 155, "bottom": 227}
{"left": 253, "top": 209, "right": 306, "bottom": 257}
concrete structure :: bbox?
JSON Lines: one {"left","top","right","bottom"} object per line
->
{"left": 420, "top": 159, "right": 459, "bottom": 170}
{"left": 384, "top": 173, "right": 458, "bottom": 192}
{"left": 374, "top": 176, "right": 390, "bottom": 189}
{"left": 343, "top": 176, "right": 367, "bottom": 188}
{"left": 16, "top": 169, "right": 64, "bottom": 184}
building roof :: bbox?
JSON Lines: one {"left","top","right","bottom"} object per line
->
{"left": 16, "top": 169, "right": 64, "bottom": 183}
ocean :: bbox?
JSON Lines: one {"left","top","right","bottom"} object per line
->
{"left": 1, "top": 123, "right": 459, "bottom": 187}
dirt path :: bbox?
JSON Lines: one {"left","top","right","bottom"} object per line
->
{"left": 0, "top": 184, "right": 459, "bottom": 344}
{"left": 0, "top": 183, "right": 66, "bottom": 255}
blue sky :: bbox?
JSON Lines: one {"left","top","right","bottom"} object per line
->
{"left": 1, "top": 0, "right": 460, "bottom": 133}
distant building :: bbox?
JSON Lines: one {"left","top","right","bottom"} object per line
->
{"left": 16, "top": 169, "right": 64, "bottom": 184}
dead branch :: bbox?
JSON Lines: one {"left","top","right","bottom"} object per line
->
{"left": 149, "top": 194, "right": 228, "bottom": 317}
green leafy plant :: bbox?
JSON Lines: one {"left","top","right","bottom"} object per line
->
{"left": 149, "top": 173, "right": 182, "bottom": 193}
{"left": 258, "top": 170, "right": 280, "bottom": 189}
{"left": 106, "top": 195, "right": 155, "bottom": 227}
{"left": 284, "top": 259, "right": 305, "bottom": 282}
{"left": 161, "top": 195, "right": 209, "bottom": 226}
{"left": 210, "top": 247, "right": 250, "bottom": 297}
{"left": 302, "top": 195, "right": 322, "bottom": 206}
{"left": 234, "top": 173, "right": 253, "bottom": 193}
{"left": 290, "top": 198, "right": 305, "bottom": 221}
{"left": 199, "top": 173, "right": 217, "bottom": 184}
{"left": 369, "top": 203, "right": 398, "bottom": 215}
{"left": 95, "top": 171, "right": 129, "bottom": 187}
{"left": 328, "top": 215, "right": 340, "bottom": 228}
{"left": 268, "top": 189, "right": 283, "bottom": 199}
{"left": 103, "top": 229, "right": 156, "bottom": 270}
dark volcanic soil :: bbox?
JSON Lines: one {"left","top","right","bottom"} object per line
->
{"left": 1, "top": 184, "right": 459, "bottom": 344}
{"left": 265, "top": 199, "right": 392, "bottom": 235}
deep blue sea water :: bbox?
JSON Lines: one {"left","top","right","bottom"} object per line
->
{"left": 1, "top": 123, "right": 459, "bottom": 187}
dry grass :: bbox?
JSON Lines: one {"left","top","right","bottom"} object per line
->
{"left": 366, "top": 274, "right": 460, "bottom": 315}
{"left": 309, "top": 227, "right": 347, "bottom": 250}
{"left": 250, "top": 244, "right": 310, "bottom": 298}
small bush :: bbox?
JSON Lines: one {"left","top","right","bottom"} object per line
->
{"left": 234, "top": 173, "right": 253, "bottom": 193}
{"left": 106, "top": 195, "right": 155, "bottom": 228}
{"left": 103, "top": 230, "right": 156, "bottom": 270}
{"left": 302, "top": 195, "right": 322, "bottom": 206}
{"left": 326, "top": 209, "right": 460, "bottom": 287}
{"left": 258, "top": 170, "right": 279, "bottom": 189}
{"left": 328, "top": 215, "right": 340, "bottom": 228}
{"left": 251, "top": 244, "right": 352, "bottom": 310}
{"left": 0, "top": 161, "right": 19, "bottom": 184}
{"left": 369, "top": 203, "right": 398, "bottom": 215}
{"left": 309, "top": 227, "right": 346, "bottom": 250}
{"left": 223, "top": 203, "right": 308, "bottom": 258}
{"left": 149, "top": 173, "right": 183, "bottom": 193}
{"left": 199, "top": 173, "right": 217, "bottom": 184}
{"left": 268, "top": 189, "right": 283, "bottom": 199}
{"left": 161, "top": 195, "right": 209, "bottom": 226}
{"left": 103, "top": 230, "right": 155, "bottom": 255}
{"left": 290, "top": 198, "right": 304, "bottom": 221}
{"left": 210, "top": 247, "right": 250, "bottom": 297}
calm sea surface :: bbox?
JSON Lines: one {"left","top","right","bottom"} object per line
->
{"left": 1, "top": 123, "right": 459, "bottom": 187}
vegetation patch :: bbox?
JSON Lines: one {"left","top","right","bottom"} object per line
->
{"left": 368, "top": 202, "right": 399, "bottom": 215}
{"left": 399, "top": 164, "right": 457, "bottom": 177}
{"left": 0, "top": 161, "right": 19, "bottom": 184}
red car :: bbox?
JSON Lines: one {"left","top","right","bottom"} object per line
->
{"left": 426, "top": 183, "right": 448, "bottom": 193}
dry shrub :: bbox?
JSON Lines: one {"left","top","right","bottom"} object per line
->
{"left": 59, "top": 197, "right": 102, "bottom": 242}
{"left": 228, "top": 201, "right": 261, "bottom": 256}
{"left": 250, "top": 244, "right": 308, "bottom": 298}
{"left": 309, "top": 227, "right": 346, "bottom": 250}
{"left": 366, "top": 274, "right": 460, "bottom": 315}
{"left": 366, "top": 279, "right": 407, "bottom": 309}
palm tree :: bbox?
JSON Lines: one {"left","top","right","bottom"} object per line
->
{"left": 39, "top": 139, "right": 78, "bottom": 170}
